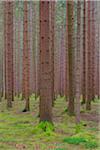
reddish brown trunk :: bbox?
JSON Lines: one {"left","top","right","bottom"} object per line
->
{"left": 13, "top": 2, "right": 17, "bottom": 97}
{"left": 17, "top": 2, "right": 21, "bottom": 96}
{"left": 22, "top": 1, "right": 30, "bottom": 111}
{"left": 91, "top": 1, "right": 96, "bottom": 100}
{"left": 86, "top": 1, "right": 92, "bottom": 110}
{"left": 32, "top": 2, "right": 37, "bottom": 96}
{"left": 82, "top": 0, "right": 87, "bottom": 104}
{"left": 4, "top": 1, "right": 14, "bottom": 107}
{"left": 65, "top": 1, "right": 69, "bottom": 100}
{"left": 4, "top": 2, "right": 7, "bottom": 99}
{"left": 75, "top": 0, "right": 81, "bottom": 123}
{"left": 67, "top": 0, "right": 75, "bottom": 115}
{"left": 49, "top": 1, "right": 55, "bottom": 103}
{"left": 40, "top": 1, "right": 53, "bottom": 122}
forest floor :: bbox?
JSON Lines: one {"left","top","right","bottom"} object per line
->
{"left": 0, "top": 95, "right": 100, "bottom": 150}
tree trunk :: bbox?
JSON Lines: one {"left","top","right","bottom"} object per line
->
{"left": 86, "top": 1, "right": 92, "bottom": 110}
{"left": 49, "top": 1, "right": 55, "bottom": 103}
{"left": 22, "top": 1, "right": 30, "bottom": 111}
{"left": 67, "top": 0, "right": 75, "bottom": 115}
{"left": 4, "top": 1, "right": 14, "bottom": 107}
{"left": 82, "top": 0, "right": 87, "bottom": 104}
{"left": 39, "top": 1, "right": 53, "bottom": 122}
{"left": 75, "top": 0, "right": 81, "bottom": 123}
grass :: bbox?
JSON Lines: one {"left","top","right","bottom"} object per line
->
{"left": 63, "top": 132, "right": 98, "bottom": 149}
{"left": 33, "top": 121, "right": 55, "bottom": 136}
{"left": 0, "top": 95, "right": 99, "bottom": 150}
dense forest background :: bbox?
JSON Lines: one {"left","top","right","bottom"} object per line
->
{"left": 0, "top": 0, "right": 100, "bottom": 150}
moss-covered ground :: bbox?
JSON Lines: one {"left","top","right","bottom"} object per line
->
{"left": 0, "top": 95, "right": 100, "bottom": 150}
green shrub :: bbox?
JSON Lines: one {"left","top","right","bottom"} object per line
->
{"left": 33, "top": 121, "right": 54, "bottom": 136}
{"left": 75, "top": 123, "right": 85, "bottom": 133}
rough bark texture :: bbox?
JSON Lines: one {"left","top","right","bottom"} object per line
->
{"left": 86, "top": 1, "right": 92, "bottom": 110}
{"left": 91, "top": 1, "right": 96, "bottom": 100}
{"left": 4, "top": 1, "right": 14, "bottom": 107}
{"left": 22, "top": 1, "right": 30, "bottom": 111}
{"left": 40, "top": 1, "right": 53, "bottom": 122}
{"left": 82, "top": 0, "right": 87, "bottom": 104}
{"left": 67, "top": 0, "right": 75, "bottom": 115}
{"left": 75, "top": 0, "right": 81, "bottom": 123}
{"left": 0, "top": 2, "right": 3, "bottom": 99}
{"left": 66, "top": 1, "right": 69, "bottom": 100}
{"left": 49, "top": 1, "right": 55, "bottom": 103}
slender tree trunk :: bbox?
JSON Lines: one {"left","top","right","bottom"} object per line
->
{"left": 17, "top": 2, "right": 21, "bottom": 97}
{"left": 49, "top": 1, "right": 55, "bottom": 103}
{"left": 13, "top": 2, "right": 16, "bottom": 97}
{"left": 91, "top": 1, "right": 96, "bottom": 100}
{"left": 99, "top": 24, "right": 100, "bottom": 98}
{"left": 75, "top": 0, "right": 81, "bottom": 123}
{"left": 60, "top": 25, "right": 65, "bottom": 97}
{"left": 96, "top": 2, "right": 100, "bottom": 98}
{"left": 67, "top": 0, "right": 75, "bottom": 115}
{"left": 4, "top": 2, "right": 7, "bottom": 99}
{"left": 82, "top": 0, "right": 87, "bottom": 104}
{"left": 86, "top": 1, "right": 92, "bottom": 110}
{"left": 22, "top": 1, "right": 30, "bottom": 111}
{"left": 0, "top": 2, "right": 3, "bottom": 100}
{"left": 39, "top": 1, "right": 53, "bottom": 122}
{"left": 32, "top": 1, "right": 37, "bottom": 97}
{"left": 65, "top": 1, "right": 69, "bottom": 100}
{"left": 4, "top": 1, "right": 14, "bottom": 107}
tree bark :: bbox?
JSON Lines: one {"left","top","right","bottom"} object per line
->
{"left": 39, "top": 1, "right": 53, "bottom": 122}
{"left": 4, "top": 1, "right": 14, "bottom": 107}
{"left": 75, "top": 0, "right": 81, "bottom": 123}
{"left": 67, "top": 0, "right": 75, "bottom": 115}
{"left": 22, "top": 1, "right": 30, "bottom": 111}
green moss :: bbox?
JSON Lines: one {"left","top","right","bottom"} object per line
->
{"left": 63, "top": 108, "right": 68, "bottom": 113}
{"left": 63, "top": 137, "right": 86, "bottom": 145}
{"left": 63, "top": 132, "right": 98, "bottom": 149}
{"left": 75, "top": 122, "right": 86, "bottom": 133}
{"left": 33, "top": 121, "right": 54, "bottom": 136}
{"left": 89, "top": 127, "right": 98, "bottom": 131}
{"left": 0, "top": 95, "right": 99, "bottom": 150}
{"left": 85, "top": 140, "right": 98, "bottom": 149}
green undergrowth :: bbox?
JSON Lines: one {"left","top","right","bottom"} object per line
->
{"left": 33, "top": 121, "right": 55, "bottom": 136}
{"left": 63, "top": 121, "right": 99, "bottom": 149}
{"left": 0, "top": 94, "right": 100, "bottom": 149}
{"left": 14, "top": 93, "right": 23, "bottom": 101}
{"left": 75, "top": 122, "right": 87, "bottom": 133}
{"left": 63, "top": 130, "right": 99, "bottom": 149}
